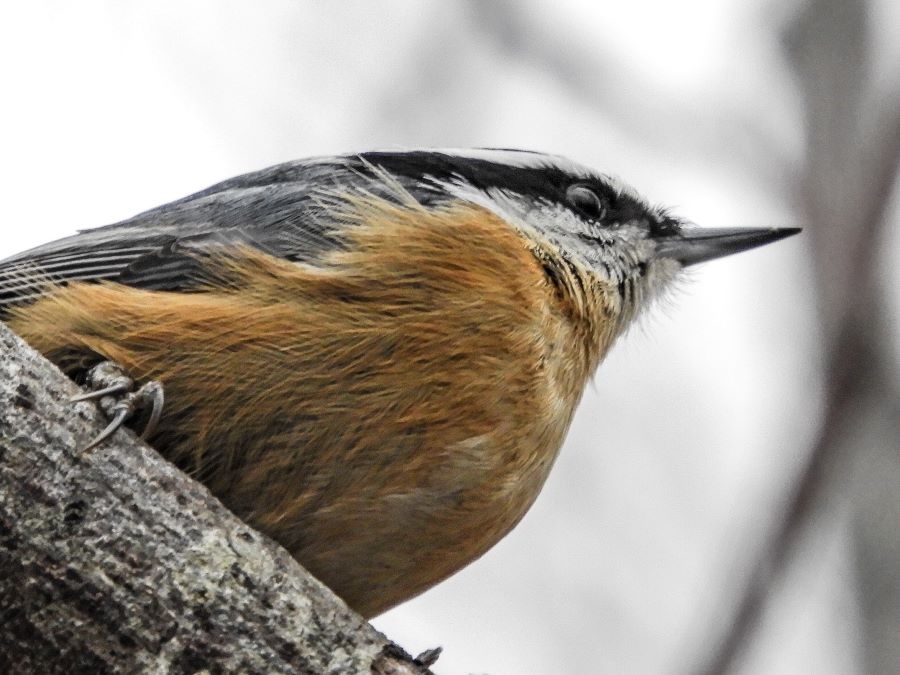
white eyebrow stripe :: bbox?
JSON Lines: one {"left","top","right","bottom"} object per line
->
{"left": 343, "top": 147, "right": 596, "bottom": 178}
{"left": 429, "top": 148, "right": 594, "bottom": 176}
{"left": 416, "top": 149, "right": 645, "bottom": 205}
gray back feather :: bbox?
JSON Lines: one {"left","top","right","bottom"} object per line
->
{"left": 0, "top": 156, "right": 398, "bottom": 309}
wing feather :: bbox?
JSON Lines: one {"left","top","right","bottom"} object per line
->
{"left": 0, "top": 157, "right": 373, "bottom": 310}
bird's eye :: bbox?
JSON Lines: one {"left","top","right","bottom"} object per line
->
{"left": 565, "top": 184, "right": 606, "bottom": 220}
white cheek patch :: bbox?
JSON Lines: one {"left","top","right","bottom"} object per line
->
{"left": 429, "top": 173, "right": 684, "bottom": 309}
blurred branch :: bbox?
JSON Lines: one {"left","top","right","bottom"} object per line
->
{"left": 0, "top": 321, "right": 431, "bottom": 674}
{"left": 697, "top": 0, "right": 900, "bottom": 672}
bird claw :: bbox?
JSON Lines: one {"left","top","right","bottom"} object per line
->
{"left": 74, "top": 361, "right": 165, "bottom": 451}
{"left": 71, "top": 382, "right": 131, "bottom": 403}
{"left": 70, "top": 361, "right": 134, "bottom": 407}
{"left": 82, "top": 405, "right": 131, "bottom": 452}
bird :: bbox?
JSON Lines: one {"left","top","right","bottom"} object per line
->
{"left": 0, "top": 149, "right": 800, "bottom": 618}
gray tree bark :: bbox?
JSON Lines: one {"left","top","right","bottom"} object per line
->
{"left": 0, "top": 321, "right": 435, "bottom": 674}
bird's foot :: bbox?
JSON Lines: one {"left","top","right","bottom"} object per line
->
{"left": 71, "top": 361, "right": 164, "bottom": 451}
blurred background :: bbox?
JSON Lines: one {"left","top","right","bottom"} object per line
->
{"left": 1, "top": 1, "right": 897, "bottom": 673}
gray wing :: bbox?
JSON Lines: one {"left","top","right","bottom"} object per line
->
{"left": 0, "top": 154, "right": 428, "bottom": 310}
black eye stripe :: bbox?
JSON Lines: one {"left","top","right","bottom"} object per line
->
{"left": 354, "top": 151, "right": 661, "bottom": 228}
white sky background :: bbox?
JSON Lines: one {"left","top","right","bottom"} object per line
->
{"left": 2, "top": 1, "right": 895, "bottom": 673}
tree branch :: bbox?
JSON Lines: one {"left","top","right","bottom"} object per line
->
{"left": 0, "top": 321, "right": 432, "bottom": 674}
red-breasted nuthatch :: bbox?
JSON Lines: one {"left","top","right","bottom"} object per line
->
{"left": 0, "top": 149, "right": 799, "bottom": 618}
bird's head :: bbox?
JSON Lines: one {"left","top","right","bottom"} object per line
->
{"left": 350, "top": 149, "right": 800, "bottom": 335}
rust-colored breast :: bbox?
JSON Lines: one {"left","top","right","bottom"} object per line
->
{"left": 9, "top": 199, "right": 615, "bottom": 617}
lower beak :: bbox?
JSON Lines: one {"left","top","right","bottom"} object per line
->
{"left": 654, "top": 227, "right": 802, "bottom": 267}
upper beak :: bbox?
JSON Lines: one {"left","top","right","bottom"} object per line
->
{"left": 654, "top": 227, "right": 802, "bottom": 267}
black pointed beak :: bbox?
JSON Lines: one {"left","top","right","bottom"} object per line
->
{"left": 654, "top": 227, "right": 801, "bottom": 267}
